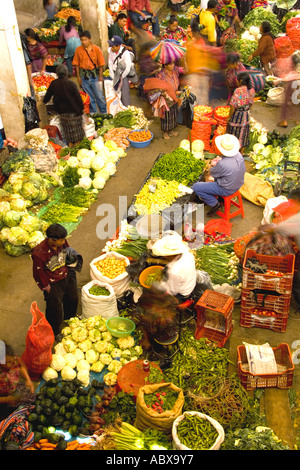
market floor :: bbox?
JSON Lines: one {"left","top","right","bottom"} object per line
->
{"left": 1, "top": 89, "right": 300, "bottom": 447}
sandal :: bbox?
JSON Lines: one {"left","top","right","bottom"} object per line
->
{"left": 277, "top": 121, "right": 288, "bottom": 128}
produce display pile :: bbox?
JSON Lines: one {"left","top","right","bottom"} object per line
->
{"left": 246, "top": 118, "right": 300, "bottom": 189}
{"left": 34, "top": 4, "right": 81, "bottom": 42}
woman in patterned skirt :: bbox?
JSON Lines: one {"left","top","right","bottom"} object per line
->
{"left": 156, "top": 62, "right": 182, "bottom": 139}
{"left": 226, "top": 72, "right": 255, "bottom": 151}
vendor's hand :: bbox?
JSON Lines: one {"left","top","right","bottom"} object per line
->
{"left": 26, "top": 380, "right": 35, "bottom": 394}
{"left": 43, "top": 285, "right": 51, "bottom": 293}
{"left": 248, "top": 55, "right": 253, "bottom": 61}
{"left": 211, "top": 156, "right": 222, "bottom": 166}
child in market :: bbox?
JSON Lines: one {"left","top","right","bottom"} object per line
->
{"left": 0, "top": 343, "right": 35, "bottom": 420}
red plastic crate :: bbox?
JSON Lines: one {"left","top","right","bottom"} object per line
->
{"left": 241, "top": 288, "right": 291, "bottom": 317}
{"left": 240, "top": 309, "right": 289, "bottom": 333}
{"left": 237, "top": 343, "right": 294, "bottom": 390}
{"left": 195, "top": 290, "right": 234, "bottom": 347}
{"left": 242, "top": 249, "right": 295, "bottom": 294}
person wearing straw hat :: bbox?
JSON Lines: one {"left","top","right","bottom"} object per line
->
{"left": 150, "top": 232, "right": 197, "bottom": 301}
{"left": 192, "top": 133, "right": 246, "bottom": 216}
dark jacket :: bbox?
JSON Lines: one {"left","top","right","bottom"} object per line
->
{"left": 252, "top": 33, "right": 276, "bottom": 66}
{"left": 43, "top": 77, "right": 84, "bottom": 116}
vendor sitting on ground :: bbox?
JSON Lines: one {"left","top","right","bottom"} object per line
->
{"left": 150, "top": 231, "right": 197, "bottom": 302}
{"left": 192, "top": 134, "right": 246, "bottom": 216}
{"left": 0, "top": 343, "right": 35, "bottom": 421}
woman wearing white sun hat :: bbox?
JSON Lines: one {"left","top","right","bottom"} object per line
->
{"left": 150, "top": 231, "right": 197, "bottom": 301}
{"left": 192, "top": 133, "right": 246, "bottom": 215}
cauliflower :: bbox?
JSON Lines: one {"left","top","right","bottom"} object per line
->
{"left": 78, "top": 339, "right": 93, "bottom": 352}
{"left": 103, "top": 372, "right": 117, "bottom": 386}
{"left": 85, "top": 317, "right": 97, "bottom": 330}
{"left": 95, "top": 317, "right": 107, "bottom": 332}
{"left": 76, "top": 359, "right": 90, "bottom": 371}
{"left": 62, "top": 337, "right": 77, "bottom": 353}
{"left": 108, "top": 359, "right": 123, "bottom": 374}
{"left": 61, "top": 326, "right": 72, "bottom": 336}
{"left": 90, "top": 361, "right": 105, "bottom": 373}
{"left": 67, "top": 317, "right": 82, "bottom": 330}
{"left": 133, "top": 345, "right": 143, "bottom": 356}
{"left": 94, "top": 340, "right": 109, "bottom": 354}
{"left": 50, "top": 354, "right": 66, "bottom": 371}
{"left": 54, "top": 342, "right": 67, "bottom": 356}
{"left": 88, "top": 329, "right": 102, "bottom": 343}
{"left": 101, "top": 331, "right": 112, "bottom": 342}
{"left": 111, "top": 348, "right": 122, "bottom": 359}
{"left": 120, "top": 349, "right": 131, "bottom": 360}
{"left": 73, "top": 348, "right": 85, "bottom": 362}
{"left": 77, "top": 369, "right": 90, "bottom": 387}
{"left": 117, "top": 335, "right": 135, "bottom": 350}
{"left": 100, "top": 353, "right": 113, "bottom": 365}
{"left": 64, "top": 353, "right": 77, "bottom": 369}
{"left": 106, "top": 343, "right": 114, "bottom": 354}
{"left": 42, "top": 367, "right": 58, "bottom": 382}
{"left": 85, "top": 349, "right": 99, "bottom": 364}
{"left": 71, "top": 326, "right": 88, "bottom": 343}
{"left": 61, "top": 365, "right": 77, "bottom": 381}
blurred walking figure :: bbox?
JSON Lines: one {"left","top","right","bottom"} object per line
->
{"left": 184, "top": 24, "right": 211, "bottom": 106}
{"left": 276, "top": 51, "right": 300, "bottom": 128}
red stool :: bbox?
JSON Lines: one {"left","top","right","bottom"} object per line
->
{"left": 43, "top": 125, "right": 63, "bottom": 140}
{"left": 216, "top": 190, "right": 245, "bottom": 221}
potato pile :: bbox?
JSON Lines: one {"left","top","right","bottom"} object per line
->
{"left": 94, "top": 256, "right": 127, "bottom": 279}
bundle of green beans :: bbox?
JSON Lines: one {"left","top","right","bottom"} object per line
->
{"left": 176, "top": 414, "right": 219, "bottom": 450}
{"left": 163, "top": 329, "right": 230, "bottom": 390}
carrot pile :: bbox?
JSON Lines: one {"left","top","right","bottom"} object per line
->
{"left": 104, "top": 127, "right": 131, "bottom": 149}
{"left": 128, "top": 130, "right": 152, "bottom": 142}
{"left": 26, "top": 438, "right": 93, "bottom": 451}
{"left": 55, "top": 8, "right": 81, "bottom": 23}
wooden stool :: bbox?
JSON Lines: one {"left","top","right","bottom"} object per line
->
{"left": 216, "top": 190, "right": 245, "bottom": 221}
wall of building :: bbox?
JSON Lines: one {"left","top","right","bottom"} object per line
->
{"left": 13, "top": 0, "right": 50, "bottom": 32}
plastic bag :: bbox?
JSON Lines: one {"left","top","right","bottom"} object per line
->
{"left": 22, "top": 97, "right": 40, "bottom": 133}
{"left": 20, "top": 302, "right": 54, "bottom": 380}
{"left": 27, "top": 145, "right": 58, "bottom": 173}
{"left": 90, "top": 252, "right": 131, "bottom": 298}
{"left": 104, "top": 79, "right": 126, "bottom": 116}
{"left": 266, "top": 86, "right": 285, "bottom": 106}
{"left": 261, "top": 196, "right": 288, "bottom": 225}
{"left": 81, "top": 280, "right": 118, "bottom": 319}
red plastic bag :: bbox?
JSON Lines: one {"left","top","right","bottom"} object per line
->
{"left": 204, "top": 219, "right": 232, "bottom": 236}
{"left": 21, "top": 302, "right": 55, "bottom": 380}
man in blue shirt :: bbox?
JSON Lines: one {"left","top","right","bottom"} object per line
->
{"left": 192, "top": 134, "right": 246, "bottom": 215}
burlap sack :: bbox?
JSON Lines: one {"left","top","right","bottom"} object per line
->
{"left": 134, "top": 382, "right": 184, "bottom": 435}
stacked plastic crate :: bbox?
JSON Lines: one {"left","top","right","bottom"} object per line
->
{"left": 240, "top": 249, "right": 295, "bottom": 332}
{"left": 195, "top": 290, "right": 234, "bottom": 347}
